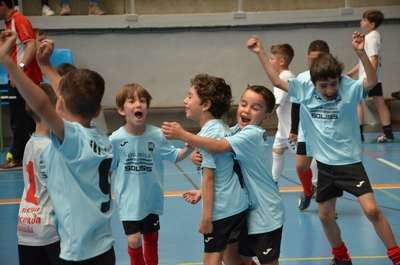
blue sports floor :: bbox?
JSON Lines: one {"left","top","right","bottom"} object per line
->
{"left": 0, "top": 132, "right": 399, "bottom": 265}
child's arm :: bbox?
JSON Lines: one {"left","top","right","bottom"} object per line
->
{"left": 352, "top": 32, "right": 377, "bottom": 90}
{"left": 247, "top": 36, "right": 289, "bottom": 92}
{"left": 183, "top": 189, "right": 202, "bottom": 204}
{"left": 162, "top": 122, "right": 231, "bottom": 153}
{"left": 0, "top": 31, "right": 64, "bottom": 140}
{"left": 346, "top": 63, "right": 359, "bottom": 78}
{"left": 199, "top": 168, "right": 214, "bottom": 235}
{"left": 36, "top": 39, "right": 62, "bottom": 93}
{"left": 176, "top": 143, "right": 193, "bottom": 162}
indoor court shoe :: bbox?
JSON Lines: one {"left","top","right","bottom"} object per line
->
{"left": 392, "top": 90, "right": 400, "bottom": 100}
{"left": 42, "top": 4, "right": 55, "bottom": 16}
{"left": 330, "top": 258, "right": 353, "bottom": 265}
{"left": 60, "top": 4, "right": 71, "bottom": 16}
{"left": 88, "top": 3, "right": 105, "bottom": 15}
{"left": 376, "top": 134, "right": 394, "bottom": 143}
{"left": 0, "top": 159, "right": 22, "bottom": 170}
{"left": 298, "top": 194, "right": 312, "bottom": 211}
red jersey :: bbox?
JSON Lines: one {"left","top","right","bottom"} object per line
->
{"left": 5, "top": 10, "right": 42, "bottom": 84}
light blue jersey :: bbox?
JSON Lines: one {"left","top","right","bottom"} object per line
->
{"left": 288, "top": 75, "right": 366, "bottom": 165}
{"left": 295, "top": 71, "right": 312, "bottom": 145}
{"left": 110, "top": 125, "right": 180, "bottom": 221}
{"left": 41, "top": 121, "right": 114, "bottom": 261}
{"left": 198, "top": 119, "right": 249, "bottom": 221}
{"left": 227, "top": 125, "right": 284, "bottom": 234}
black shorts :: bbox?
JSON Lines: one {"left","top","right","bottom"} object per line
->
{"left": 316, "top": 161, "right": 373, "bottom": 203}
{"left": 368, "top": 82, "right": 383, "bottom": 97}
{"left": 122, "top": 214, "right": 160, "bottom": 235}
{"left": 203, "top": 210, "right": 247, "bottom": 253}
{"left": 296, "top": 142, "right": 307, "bottom": 156}
{"left": 18, "top": 241, "right": 62, "bottom": 265}
{"left": 60, "top": 247, "right": 115, "bottom": 265}
{"left": 239, "top": 226, "right": 283, "bottom": 264}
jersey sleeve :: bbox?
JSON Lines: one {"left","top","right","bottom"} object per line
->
{"left": 287, "top": 78, "right": 310, "bottom": 103}
{"left": 365, "top": 32, "right": 380, "bottom": 57}
{"left": 14, "top": 15, "right": 35, "bottom": 43}
{"left": 159, "top": 135, "right": 180, "bottom": 163}
{"left": 225, "top": 126, "right": 259, "bottom": 162}
{"left": 50, "top": 120, "right": 83, "bottom": 161}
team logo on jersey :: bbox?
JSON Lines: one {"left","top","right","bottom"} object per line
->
{"left": 148, "top": 142, "right": 155, "bottom": 152}
{"left": 263, "top": 131, "right": 268, "bottom": 141}
{"left": 120, "top": 140, "right": 128, "bottom": 147}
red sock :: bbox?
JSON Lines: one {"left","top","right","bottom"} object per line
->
{"left": 297, "top": 167, "right": 313, "bottom": 196}
{"left": 387, "top": 246, "right": 400, "bottom": 265}
{"left": 332, "top": 242, "right": 351, "bottom": 261}
{"left": 239, "top": 262, "right": 257, "bottom": 265}
{"left": 143, "top": 231, "right": 158, "bottom": 265}
{"left": 128, "top": 246, "right": 145, "bottom": 265}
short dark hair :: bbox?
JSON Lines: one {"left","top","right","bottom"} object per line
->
{"left": 310, "top": 53, "right": 344, "bottom": 84}
{"left": 363, "top": 9, "right": 384, "bottom": 29}
{"left": 58, "top": 69, "right": 105, "bottom": 119}
{"left": 245, "top": 85, "right": 275, "bottom": 113}
{"left": 270, "top": 43, "right": 295, "bottom": 66}
{"left": 27, "top": 83, "right": 57, "bottom": 122}
{"left": 115, "top": 83, "right": 152, "bottom": 109}
{"left": 0, "top": 0, "right": 15, "bottom": 8}
{"left": 308, "top": 40, "right": 330, "bottom": 54}
{"left": 191, "top": 74, "right": 232, "bottom": 118}
{"left": 56, "top": 63, "right": 77, "bottom": 76}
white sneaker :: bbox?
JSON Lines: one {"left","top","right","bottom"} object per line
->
{"left": 42, "top": 5, "right": 55, "bottom": 16}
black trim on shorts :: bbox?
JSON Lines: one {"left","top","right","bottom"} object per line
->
{"left": 239, "top": 226, "right": 283, "bottom": 264}
{"left": 60, "top": 247, "right": 115, "bottom": 265}
{"left": 316, "top": 161, "right": 373, "bottom": 203}
{"left": 296, "top": 142, "right": 307, "bottom": 155}
{"left": 368, "top": 82, "right": 383, "bottom": 97}
{"left": 203, "top": 210, "right": 247, "bottom": 253}
{"left": 18, "top": 241, "right": 62, "bottom": 265}
{"left": 122, "top": 214, "right": 160, "bottom": 235}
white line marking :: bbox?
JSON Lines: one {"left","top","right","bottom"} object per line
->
{"left": 377, "top": 158, "right": 400, "bottom": 171}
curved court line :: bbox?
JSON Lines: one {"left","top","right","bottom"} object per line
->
{"left": 363, "top": 149, "right": 400, "bottom": 171}
{"left": 178, "top": 255, "right": 388, "bottom": 265}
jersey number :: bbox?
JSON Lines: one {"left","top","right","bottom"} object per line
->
{"left": 26, "top": 161, "right": 39, "bottom": 205}
{"left": 99, "top": 158, "right": 112, "bottom": 213}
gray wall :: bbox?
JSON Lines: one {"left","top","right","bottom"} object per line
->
{"left": 47, "top": 22, "right": 400, "bottom": 108}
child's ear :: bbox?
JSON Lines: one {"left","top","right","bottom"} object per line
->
{"left": 117, "top": 107, "right": 126, "bottom": 117}
{"left": 202, "top": 99, "right": 211, "bottom": 112}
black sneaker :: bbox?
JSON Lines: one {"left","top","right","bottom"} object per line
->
{"left": 0, "top": 159, "right": 22, "bottom": 170}
{"left": 298, "top": 194, "right": 312, "bottom": 211}
{"left": 330, "top": 258, "right": 353, "bottom": 265}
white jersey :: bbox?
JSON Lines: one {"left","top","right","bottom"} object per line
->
{"left": 358, "top": 30, "right": 382, "bottom": 82}
{"left": 17, "top": 134, "right": 59, "bottom": 246}
{"left": 273, "top": 70, "right": 296, "bottom": 148}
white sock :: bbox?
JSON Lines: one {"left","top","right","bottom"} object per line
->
{"left": 310, "top": 159, "right": 318, "bottom": 186}
{"left": 272, "top": 151, "right": 285, "bottom": 183}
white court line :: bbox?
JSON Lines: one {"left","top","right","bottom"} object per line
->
{"left": 377, "top": 158, "right": 400, "bottom": 171}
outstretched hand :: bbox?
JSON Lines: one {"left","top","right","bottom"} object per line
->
{"left": 161, "top": 122, "right": 185, "bottom": 140}
{"left": 36, "top": 39, "right": 54, "bottom": 66}
{"left": 182, "top": 189, "right": 202, "bottom": 204}
{"left": 246, "top": 35, "right": 264, "bottom": 54}
{"left": 0, "top": 30, "right": 17, "bottom": 63}
{"left": 352, "top": 31, "right": 365, "bottom": 53}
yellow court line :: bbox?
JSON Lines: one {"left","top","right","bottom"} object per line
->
{"left": 2, "top": 184, "right": 400, "bottom": 205}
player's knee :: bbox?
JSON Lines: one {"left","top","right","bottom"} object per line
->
{"left": 127, "top": 233, "right": 142, "bottom": 248}
{"left": 272, "top": 148, "right": 284, "bottom": 155}
{"left": 318, "top": 210, "right": 335, "bottom": 223}
{"left": 363, "top": 205, "right": 381, "bottom": 222}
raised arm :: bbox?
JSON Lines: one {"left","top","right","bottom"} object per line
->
{"left": 246, "top": 36, "right": 289, "bottom": 92}
{"left": 0, "top": 31, "right": 64, "bottom": 140}
{"left": 352, "top": 32, "right": 377, "bottom": 90}
{"left": 176, "top": 143, "right": 193, "bottom": 161}
{"left": 161, "top": 122, "right": 232, "bottom": 153}
{"left": 36, "top": 39, "right": 62, "bottom": 93}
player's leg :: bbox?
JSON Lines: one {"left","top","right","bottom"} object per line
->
{"left": 142, "top": 214, "right": 160, "bottom": 265}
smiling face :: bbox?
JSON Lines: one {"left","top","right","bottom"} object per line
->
{"left": 237, "top": 89, "right": 268, "bottom": 129}
{"left": 360, "top": 17, "right": 374, "bottom": 32}
{"left": 118, "top": 92, "right": 149, "bottom": 128}
{"left": 183, "top": 86, "right": 207, "bottom": 122}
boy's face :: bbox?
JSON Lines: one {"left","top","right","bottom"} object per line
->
{"left": 237, "top": 89, "right": 267, "bottom": 129}
{"left": 268, "top": 53, "right": 283, "bottom": 72}
{"left": 307, "top": 51, "right": 322, "bottom": 68}
{"left": 118, "top": 93, "right": 148, "bottom": 127}
{"left": 183, "top": 86, "right": 204, "bottom": 122}
{"left": 315, "top": 78, "right": 339, "bottom": 101}
{"left": 360, "top": 18, "right": 374, "bottom": 32}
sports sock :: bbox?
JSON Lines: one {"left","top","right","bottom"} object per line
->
{"left": 128, "top": 246, "right": 145, "bottom": 265}
{"left": 310, "top": 159, "right": 318, "bottom": 187}
{"left": 387, "top": 246, "right": 400, "bottom": 265}
{"left": 297, "top": 167, "right": 313, "bottom": 197}
{"left": 272, "top": 152, "right": 285, "bottom": 182}
{"left": 143, "top": 231, "right": 158, "bottom": 265}
{"left": 332, "top": 242, "right": 351, "bottom": 261}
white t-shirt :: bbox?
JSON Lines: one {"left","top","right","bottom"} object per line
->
{"left": 358, "top": 30, "right": 382, "bottom": 82}
{"left": 273, "top": 70, "right": 296, "bottom": 148}
{"left": 17, "top": 134, "right": 59, "bottom": 246}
